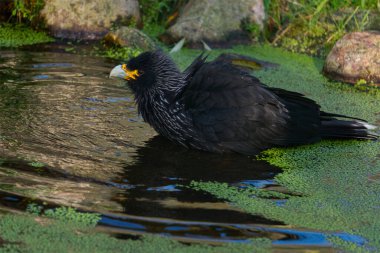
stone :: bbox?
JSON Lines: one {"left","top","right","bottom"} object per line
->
{"left": 323, "top": 31, "right": 380, "bottom": 85}
{"left": 165, "top": 0, "right": 264, "bottom": 44}
{"left": 41, "top": 0, "right": 141, "bottom": 40}
{"left": 103, "top": 27, "right": 157, "bottom": 51}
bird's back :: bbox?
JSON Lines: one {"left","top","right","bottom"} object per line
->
{"left": 179, "top": 60, "right": 322, "bottom": 154}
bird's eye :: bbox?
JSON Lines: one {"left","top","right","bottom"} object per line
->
{"left": 122, "top": 64, "right": 140, "bottom": 81}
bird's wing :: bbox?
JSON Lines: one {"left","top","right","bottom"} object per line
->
{"left": 182, "top": 62, "right": 321, "bottom": 154}
{"left": 182, "top": 52, "right": 208, "bottom": 82}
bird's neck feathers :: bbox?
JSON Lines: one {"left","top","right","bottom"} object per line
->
{"left": 131, "top": 51, "right": 186, "bottom": 124}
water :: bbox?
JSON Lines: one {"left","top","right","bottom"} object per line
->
{"left": 0, "top": 45, "right": 356, "bottom": 251}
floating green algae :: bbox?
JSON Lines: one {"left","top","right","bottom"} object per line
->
{"left": 0, "top": 24, "right": 53, "bottom": 47}
{"left": 0, "top": 214, "right": 271, "bottom": 253}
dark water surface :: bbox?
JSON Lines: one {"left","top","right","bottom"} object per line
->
{"left": 0, "top": 45, "right": 347, "bottom": 252}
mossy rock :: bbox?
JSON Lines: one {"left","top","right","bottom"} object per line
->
{"left": 103, "top": 27, "right": 157, "bottom": 51}
{"left": 273, "top": 20, "right": 337, "bottom": 56}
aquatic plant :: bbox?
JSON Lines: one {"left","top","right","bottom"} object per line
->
{"left": 44, "top": 207, "right": 101, "bottom": 227}
{"left": 26, "top": 203, "right": 43, "bottom": 215}
{"left": 26, "top": 204, "right": 101, "bottom": 226}
{"left": 28, "top": 161, "right": 45, "bottom": 168}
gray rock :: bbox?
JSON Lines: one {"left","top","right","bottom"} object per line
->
{"left": 165, "top": 0, "right": 264, "bottom": 44}
{"left": 41, "top": 0, "right": 140, "bottom": 40}
{"left": 323, "top": 31, "right": 380, "bottom": 85}
{"left": 104, "top": 27, "right": 157, "bottom": 51}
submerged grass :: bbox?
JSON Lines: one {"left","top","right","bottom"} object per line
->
{"left": 0, "top": 23, "right": 53, "bottom": 47}
{"left": 0, "top": 213, "right": 271, "bottom": 253}
{"left": 184, "top": 45, "right": 380, "bottom": 252}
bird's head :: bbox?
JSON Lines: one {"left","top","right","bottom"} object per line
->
{"left": 109, "top": 51, "right": 158, "bottom": 93}
{"left": 110, "top": 50, "right": 183, "bottom": 97}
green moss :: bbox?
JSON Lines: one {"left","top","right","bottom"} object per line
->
{"left": 275, "top": 21, "right": 337, "bottom": 56}
{"left": 0, "top": 214, "right": 271, "bottom": 253}
{"left": 0, "top": 23, "right": 53, "bottom": 47}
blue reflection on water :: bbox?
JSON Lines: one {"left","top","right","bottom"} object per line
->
{"left": 2, "top": 196, "right": 19, "bottom": 202}
{"left": 32, "top": 74, "right": 50, "bottom": 80}
{"left": 238, "top": 179, "right": 276, "bottom": 189}
{"left": 104, "top": 97, "right": 132, "bottom": 103}
{"left": 270, "top": 228, "right": 366, "bottom": 247}
{"left": 333, "top": 232, "right": 367, "bottom": 245}
{"left": 100, "top": 216, "right": 146, "bottom": 230}
{"left": 107, "top": 181, "right": 135, "bottom": 190}
{"left": 84, "top": 97, "right": 132, "bottom": 103}
{"left": 275, "top": 199, "right": 287, "bottom": 206}
{"left": 147, "top": 185, "right": 181, "bottom": 192}
{"left": 272, "top": 228, "right": 330, "bottom": 246}
{"left": 165, "top": 226, "right": 189, "bottom": 231}
{"left": 32, "top": 63, "right": 74, "bottom": 68}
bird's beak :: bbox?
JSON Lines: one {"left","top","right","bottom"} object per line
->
{"left": 109, "top": 64, "right": 140, "bottom": 80}
{"left": 109, "top": 65, "right": 126, "bottom": 79}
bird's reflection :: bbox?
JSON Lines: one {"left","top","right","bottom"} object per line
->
{"left": 112, "top": 136, "right": 282, "bottom": 224}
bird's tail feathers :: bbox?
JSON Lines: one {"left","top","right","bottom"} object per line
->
{"left": 321, "top": 119, "right": 378, "bottom": 140}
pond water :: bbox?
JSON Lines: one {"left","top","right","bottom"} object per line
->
{"left": 0, "top": 45, "right": 356, "bottom": 252}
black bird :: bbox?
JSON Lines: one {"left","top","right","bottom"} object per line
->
{"left": 110, "top": 50, "right": 377, "bottom": 155}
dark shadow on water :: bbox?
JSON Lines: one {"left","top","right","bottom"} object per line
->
{"left": 113, "top": 136, "right": 281, "bottom": 224}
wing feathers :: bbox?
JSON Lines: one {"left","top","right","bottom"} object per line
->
{"left": 181, "top": 61, "right": 322, "bottom": 153}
